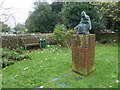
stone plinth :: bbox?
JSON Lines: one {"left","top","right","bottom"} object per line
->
{"left": 72, "top": 34, "right": 96, "bottom": 75}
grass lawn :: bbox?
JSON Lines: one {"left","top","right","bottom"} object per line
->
{"left": 2, "top": 45, "right": 118, "bottom": 88}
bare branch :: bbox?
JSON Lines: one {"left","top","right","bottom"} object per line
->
{"left": 3, "top": 8, "right": 16, "bottom": 26}
{"left": 4, "top": 15, "right": 10, "bottom": 22}
{"left": 0, "top": 0, "right": 5, "bottom": 8}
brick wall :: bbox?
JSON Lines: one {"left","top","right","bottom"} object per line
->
{"left": 72, "top": 34, "right": 96, "bottom": 75}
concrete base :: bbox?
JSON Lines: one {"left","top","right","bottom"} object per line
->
{"left": 72, "top": 66, "right": 95, "bottom": 76}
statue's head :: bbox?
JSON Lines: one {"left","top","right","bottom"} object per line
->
{"left": 81, "top": 11, "right": 86, "bottom": 17}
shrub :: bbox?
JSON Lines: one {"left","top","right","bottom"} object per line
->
{"left": 54, "top": 23, "right": 67, "bottom": 31}
{"left": 15, "top": 47, "right": 28, "bottom": 54}
{"left": 91, "top": 20, "right": 106, "bottom": 33}
{"left": 2, "top": 58, "right": 14, "bottom": 68}
{"left": 53, "top": 24, "right": 74, "bottom": 47}
{"left": 98, "top": 38, "right": 118, "bottom": 45}
{"left": 1, "top": 47, "right": 30, "bottom": 68}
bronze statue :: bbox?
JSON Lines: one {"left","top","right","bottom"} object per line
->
{"left": 74, "top": 11, "right": 92, "bottom": 35}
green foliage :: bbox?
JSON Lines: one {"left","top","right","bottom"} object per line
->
{"left": 1, "top": 47, "right": 30, "bottom": 68}
{"left": 0, "top": 21, "right": 10, "bottom": 32}
{"left": 98, "top": 38, "right": 118, "bottom": 46}
{"left": 14, "top": 23, "right": 27, "bottom": 33}
{"left": 53, "top": 24, "right": 73, "bottom": 47}
{"left": 91, "top": 19, "right": 106, "bottom": 33}
{"left": 25, "top": 2, "right": 119, "bottom": 33}
{"left": 25, "top": 2, "right": 57, "bottom": 33}
{"left": 2, "top": 58, "right": 14, "bottom": 68}
{"left": 93, "top": 2, "right": 120, "bottom": 31}
{"left": 15, "top": 47, "right": 28, "bottom": 54}
{"left": 51, "top": 2, "right": 64, "bottom": 13}
{"left": 53, "top": 24, "right": 66, "bottom": 41}
{"left": 61, "top": 2, "right": 106, "bottom": 33}
{"left": 50, "top": 2, "right": 65, "bottom": 24}
{"left": 54, "top": 23, "right": 67, "bottom": 32}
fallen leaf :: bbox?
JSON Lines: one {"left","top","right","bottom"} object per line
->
{"left": 23, "top": 67, "right": 29, "bottom": 70}
{"left": 15, "top": 75, "right": 18, "bottom": 77}
{"left": 116, "top": 80, "right": 120, "bottom": 83}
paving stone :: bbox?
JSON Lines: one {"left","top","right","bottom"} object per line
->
{"left": 49, "top": 77, "right": 60, "bottom": 82}
{"left": 64, "top": 74, "right": 72, "bottom": 76}
{"left": 75, "top": 77, "right": 82, "bottom": 81}
{"left": 60, "top": 83, "right": 67, "bottom": 87}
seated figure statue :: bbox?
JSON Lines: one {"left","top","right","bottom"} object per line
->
{"left": 74, "top": 11, "right": 92, "bottom": 35}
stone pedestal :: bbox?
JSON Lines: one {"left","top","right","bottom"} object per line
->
{"left": 72, "top": 34, "right": 96, "bottom": 75}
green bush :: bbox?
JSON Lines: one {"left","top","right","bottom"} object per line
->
{"left": 53, "top": 24, "right": 67, "bottom": 42}
{"left": 91, "top": 20, "right": 106, "bottom": 33}
{"left": 2, "top": 58, "right": 14, "bottom": 68}
{"left": 54, "top": 23, "right": 67, "bottom": 31}
{"left": 1, "top": 47, "right": 30, "bottom": 68}
{"left": 53, "top": 24, "right": 74, "bottom": 47}
{"left": 15, "top": 47, "right": 27, "bottom": 54}
{"left": 98, "top": 38, "right": 118, "bottom": 46}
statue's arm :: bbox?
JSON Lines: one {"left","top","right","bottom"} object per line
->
{"left": 89, "top": 21, "right": 92, "bottom": 30}
{"left": 74, "top": 25, "right": 78, "bottom": 29}
{"left": 88, "top": 17, "right": 92, "bottom": 30}
{"left": 74, "top": 23, "right": 80, "bottom": 29}
{"left": 86, "top": 16, "right": 92, "bottom": 30}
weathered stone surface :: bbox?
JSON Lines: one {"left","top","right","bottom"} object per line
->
{"left": 75, "top": 77, "right": 82, "bottom": 81}
{"left": 74, "top": 11, "right": 92, "bottom": 35}
{"left": 60, "top": 83, "right": 67, "bottom": 87}
{"left": 49, "top": 77, "right": 60, "bottom": 82}
{"left": 64, "top": 74, "right": 72, "bottom": 76}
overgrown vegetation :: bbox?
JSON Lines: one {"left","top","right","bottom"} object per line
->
{"left": 1, "top": 47, "right": 30, "bottom": 68}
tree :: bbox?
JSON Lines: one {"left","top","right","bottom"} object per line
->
{"left": 61, "top": 2, "right": 106, "bottom": 33}
{"left": 25, "top": 2, "right": 56, "bottom": 33}
{"left": 93, "top": 2, "right": 120, "bottom": 32}
{"left": 50, "top": 2, "right": 64, "bottom": 13}
{"left": 0, "top": 21, "right": 10, "bottom": 32}
{"left": 50, "top": 2, "right": 65, "bottom": 24}
{"left": 0, "top": 0, "right": 16, "bottom": 26}
{"left": 14, "top": 23, "right": 27, "bottom": 33}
